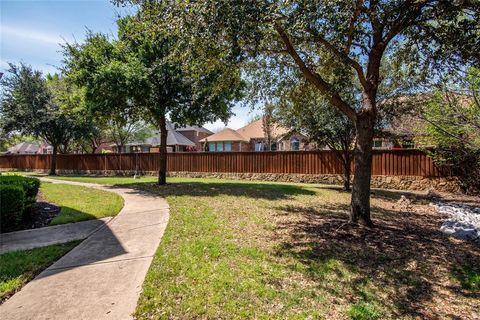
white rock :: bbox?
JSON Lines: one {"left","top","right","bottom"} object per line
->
{"left": 431, "top": 201, "right": 480, "bottom": 243}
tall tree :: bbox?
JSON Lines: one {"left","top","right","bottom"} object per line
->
{"left": 0, "top": 64, "right": 87, "bottom": 174}
{"left": 117, "top": 0, "right": 479, "bottom": 225}
{"left": 64, "top": 12, "right": 243, "bottom": 184}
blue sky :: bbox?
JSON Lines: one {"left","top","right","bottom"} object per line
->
{"left": 0, "top": 0, "right": 258, "bottom": 130}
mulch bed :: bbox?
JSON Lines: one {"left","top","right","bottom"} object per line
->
{"left": 3, "top": 192, "right": 60, "bottom": 233}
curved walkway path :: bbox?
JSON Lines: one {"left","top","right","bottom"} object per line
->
{"left": 0, "top": 178, "right": 170, "bottom": 320}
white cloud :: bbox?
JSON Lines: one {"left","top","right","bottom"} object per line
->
{"left": 1, "top": 25, "right": 71, "bottom": 46}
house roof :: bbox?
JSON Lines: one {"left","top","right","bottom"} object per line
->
{"left": 124, "top": 122, "right": 195, "bottom": 147}
{"left": 200, "top": 128, "right": 249, "bottom": 142}
{"left": 199, "top": 118, "right": 291, "bottom": 143}
{"left": 7, "top": 142, "right": 39, "bottom": 154}
{"left": 175, "top": 124, "right": 213, "bottom": 135}
{"left": 166, "top": 121, "right": 196, "bottom": 146}
{"left": 237, "top": 118, "right": 289, "bottom": 140}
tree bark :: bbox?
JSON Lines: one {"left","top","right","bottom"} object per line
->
{"left": 342, "top": 150, "right": 352, "bottom": 191}
{"left": 49, "top": 145, "right": 58, "bottom": 176}
{"left": 350, "top": 112, "right": 375, "bottom": 227}
{"left": 158, "top": 115, "right": 168, "bottom": 185}
{"left": 331, "top": 147, "right": 352, "bottom": 192}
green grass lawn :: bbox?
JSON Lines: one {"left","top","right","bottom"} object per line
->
{"left": 33, "top": 175, "right": 480, "bottom": 319}
{"left": 40, "top": 182, "right": 124, "bottom": 225}
{"left": 0, "top": 241, "right": 80, "bottom": 302}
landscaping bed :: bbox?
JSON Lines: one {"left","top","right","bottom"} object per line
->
{"left": 0, "top": 175, "right": 42, "bottom": 232}
{"left": 0, "top": 175, "right": 124, "bottom": 232}
{"left": 12, "top": 199, "right": 61, "bottom": 232}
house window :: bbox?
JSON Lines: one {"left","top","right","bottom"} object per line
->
{"left": 255, "top": 142, "right": 264, "bottom": 152}
{"left": 217, "top": 142, "right": 224, "bottom": 152}
{"left": 291, "top": 138, "right": 300, "bottom": 151}
{"left": 373, "top": 140, "right": 383, "bottom": 148}
{"left": 208, "top": 142, "right": 216, "bottom": 152}
{"left": 224, "top": 142, "right": 232, "bottom": 152}
{"left": 270, "top": 142, "right": 277, "bottom": 151}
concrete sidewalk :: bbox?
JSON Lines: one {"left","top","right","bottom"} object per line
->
{"left": 0, "top": 178, "right": 170, "bottom": 320}
{"left": 0, "top": 217, "right": 111, "bottom": 254}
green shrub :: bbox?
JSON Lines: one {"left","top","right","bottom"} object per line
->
{"left": 0, "top": 185, "right": 25, "bottom": 232}
{"left": 0, "top": 176, "right": 40, "bottom": 209}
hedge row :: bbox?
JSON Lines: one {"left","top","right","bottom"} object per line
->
{"left": 0, "top": 175, "right": 40, "bottom": 232}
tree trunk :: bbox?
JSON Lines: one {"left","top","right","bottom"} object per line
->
{"left": 49, "top": 145, "right": 58, "bottom": 176}
{"left": 342, "top": 150, "right": 352, "bottom": 191}
{"left": 331, "top": 147, "right": 352, "bottom": 192}
{"left": 117, "top": 144, "right": 124, "bottom": 154}
{"left": 91, "top": 139, "right": 99, "bottom": 154}
{"left": 350, "top": 113, "right": 375, "bottom": 227}
{"left": 158, "top": 115, "right": 168, "bottom": 185}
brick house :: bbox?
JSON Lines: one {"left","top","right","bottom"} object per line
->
{"left": 200, "top": 118, "right": 309, "bottom": 152}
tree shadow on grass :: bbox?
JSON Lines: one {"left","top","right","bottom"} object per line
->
{"left": 273, "top": 201, "right": 480, "bottom": 319}
{"left": 111, "top": 180, "right": 316, "bottom": 200}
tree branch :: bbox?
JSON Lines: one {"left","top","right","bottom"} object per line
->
{"left": 381, "top": 0, "right": 435, "bottom": 49}
{"left": 308, "top": 29, "right": 370, "bottom": 91}
{"left": 273, "top": 22, "right": 357, "bottom": 121}
{"left": 345, "top": 0, "right": 364, "bottom": 53}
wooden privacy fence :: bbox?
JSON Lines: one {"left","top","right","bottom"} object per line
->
{"left": 0, "top": 150, "right": 447, "bottom": 177}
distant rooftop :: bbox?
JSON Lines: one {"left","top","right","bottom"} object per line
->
{"left": 166, "top": 121, "right": 196, "bottom": 146}
{"left": 199, "top": 118, "right": 289, "bottom": 142}
{"left": 175, "top": 124, "right": 213, "bottom": 135}
{"left": 125, "top": 122, "right": 195, "bottom": 147}
{"left": 200, "top": 128, "right": 249, "bottom": 142}
{"left": 7, "top": 142, "right": 40, "bottom": 154}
